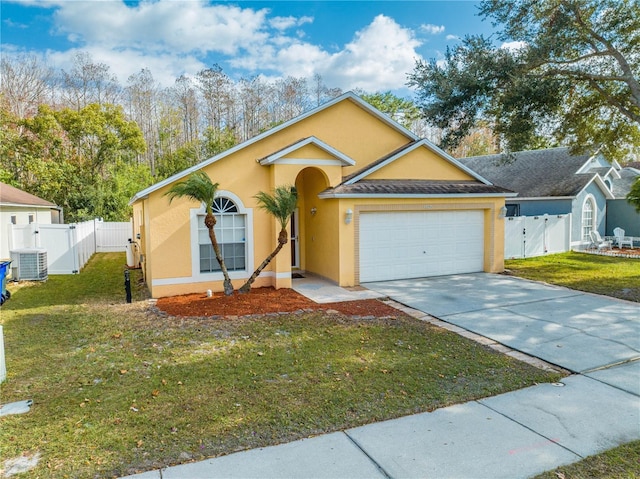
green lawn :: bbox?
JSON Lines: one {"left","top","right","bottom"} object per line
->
{"left": 508, "top": 252, "right": 640, "bottom": 478}
{"left": 506, "top": 251, "right": 640, "bottom": 302}
{"left": 532, "top": 440, "right": 640, "bottom": 479}
{"left": 0, "top": 253, "right": 561, "bottom": 478}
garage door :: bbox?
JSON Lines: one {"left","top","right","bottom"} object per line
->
{"left": 359, "top": 210, "right": 484, "bottom": 282}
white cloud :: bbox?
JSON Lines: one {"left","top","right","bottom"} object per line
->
{"left": 3, "top": 18, "right": 28, "bottom": 29}
{"left": 46, "top": 46, "right": 207, "bottom": 88}
{"left": 269, "top": 15, "right": 313, "bottom": 31}
{"left": 420, "top": 23, "right": 444, "bottom": 35}
{"left": 321, "top": 15, "right": 422, "bottom": 91}
{"left": 230, "top": 14, "right": 422, "bottom": 92}
{"left": 501, "top": 40, "right": 527, "bottom": 52}
{"left": 52, "top": 1, "right": 270, "bottom": 55}
{"left": 446, "top": 34, "right": 460, "bottom": 41}
{"left": 36, "top": 1, "right": 423, "bottom": 92}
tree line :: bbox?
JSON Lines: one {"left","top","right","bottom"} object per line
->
{"left": 3, "top": 0, "right": 637, "bottom": 221}
{"left": 0, "top": 52, "right": 336, "bottom": 222}
{"left": 1, "top": 52, "right": 454, "bottom": 222}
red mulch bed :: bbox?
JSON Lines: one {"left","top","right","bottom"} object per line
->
{"left": 155, "top": 287, "right": 401, "bottom": 318}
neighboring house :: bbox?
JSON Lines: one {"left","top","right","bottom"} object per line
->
{"left": 0, "top": 182, "right": 63, "bottom": 260}
{"left": 130, "top": 92, "right": 514, "bottom": 298}
{"left": 606, "top": 162, "right": 640, "bottom": 237}
{"left": 458, "top": 147, "right": 639, "bottom": 248}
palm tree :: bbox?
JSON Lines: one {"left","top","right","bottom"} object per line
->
{"left": 239, "top": 185, "right": 298, "bottom": 293}
{"left": 164, "top": 171, "right": 234, "bottom": 296}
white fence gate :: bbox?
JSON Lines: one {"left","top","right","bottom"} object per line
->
{"left": 7, "top": 219, "right": 132, "bottom": 274}
{"left": 96, "top": 221, "right": 132, "bottom": 252}
{"left": 505, "top": 214, "right": 571, "bottom": 259}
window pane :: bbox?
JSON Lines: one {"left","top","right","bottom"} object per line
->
{"left": 221, "top": 229, "right": 233, "bottom": 243}
{"left": 582, "top": 199, "right": 595, "bottom": 241}
{"left": 199, "top": 198, "right": 246, "bottom": 272}
{"left": 222, "top": 215, "right": 233, "bottom": 227}
{"left": 200, "top": 244, "right": 212, "bottom": 272}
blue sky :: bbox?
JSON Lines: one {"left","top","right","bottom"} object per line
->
{"left": 1, "top": 1, "right": 501, "bottom": 95}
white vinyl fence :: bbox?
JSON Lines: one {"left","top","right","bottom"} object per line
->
{"left": 7, "top": 219, "right": 132, "bottom": 274}
{"left": 505, "top": 214, "right": 571, "bottom": 259}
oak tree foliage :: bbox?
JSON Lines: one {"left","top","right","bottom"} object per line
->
{"left": 408, "top": 0, "right": 640, "bottom": 161}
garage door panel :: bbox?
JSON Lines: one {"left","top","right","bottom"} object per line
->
{"left": 360, "top": 211, "right": 484, "bottom": 282}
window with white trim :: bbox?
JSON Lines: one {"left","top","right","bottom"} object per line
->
{"left": 582, "top": 197, "right": 594, "bottom": 241}
{"left": 198, "top": 197, "right": 246, "bottom": 272}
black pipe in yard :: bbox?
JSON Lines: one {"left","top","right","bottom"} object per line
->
{"left": 124, "top": 269, "right": 132, "bottom": 303}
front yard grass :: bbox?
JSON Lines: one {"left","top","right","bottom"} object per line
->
{"left": 0, "top": 253, "right": 562, "bottom": 478}
{"left": 506, "top": 251, "right": 640, "bottom": 302}
{"left": 532, "top": 440, "right": 640, "bottom": 479}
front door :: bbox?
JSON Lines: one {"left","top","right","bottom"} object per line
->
{"left": 290, "top": 208, "right": 300, "bottom": 268}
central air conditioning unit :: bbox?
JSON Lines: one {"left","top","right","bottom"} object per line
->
{"left": 10, "top": 248, "right": 48, "bottom": 281}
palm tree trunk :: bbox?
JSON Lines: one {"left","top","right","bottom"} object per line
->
{"left": 238, "top": 228, "right": 287, "bottom": 293}
{"left": 206, "top": 213, "right": 234, "bottom": 296}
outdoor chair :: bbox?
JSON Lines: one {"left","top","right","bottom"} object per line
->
{"left": 589, "top": 231, "right": 612, "bottom": 250}
{"left": 613, "top": 227, "right": 634, "bottom": 249}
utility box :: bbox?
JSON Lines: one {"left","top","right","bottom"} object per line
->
{"left": 10, "top": 248, "right": 48, "bottom": 281}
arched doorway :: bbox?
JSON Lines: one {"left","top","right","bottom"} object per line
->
{"left": 293, "top": 167, "right": 330, "bottom": 273}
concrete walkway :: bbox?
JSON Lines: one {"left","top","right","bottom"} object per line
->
{"left": 292, "top": 273, "right": 385, "bottom": 303}
{"left": 122, "top": 274, "right": 640, "bottom": 479}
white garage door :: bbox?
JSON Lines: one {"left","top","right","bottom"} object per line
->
{"left": 359, "top": 210, "right": 484, "bottom": 283}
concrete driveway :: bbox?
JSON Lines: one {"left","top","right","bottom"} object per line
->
{"left": 366, "top": 273, "right": 640, "bottom": 381}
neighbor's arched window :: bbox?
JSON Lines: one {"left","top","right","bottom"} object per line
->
{"left": 581, "top": 196, "right": 595, "bottom": 242}
{"left": 198, "top": 197, "right": 246, "bottom": 272}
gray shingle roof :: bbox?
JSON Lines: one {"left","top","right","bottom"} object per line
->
{"left": 458, "top": 147, "right": 595, "bottom": 198}
{"left": 611, "top": 168, "right": 639, "bottom": 197}
{"left": 0, "top": 182, "right": 56, "bottom": 207}
{"left": 321, "top": 180, "right": 512, "bottom": 197}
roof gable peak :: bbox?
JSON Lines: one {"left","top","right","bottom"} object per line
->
{"left": 345, "top": 139, "right": 492, "bottom": 186}
{"left": 258, "top": 136, "right": 355, "bottom": 166}
{"left": 130, "top": 91, "right": 419, "bottom": 204}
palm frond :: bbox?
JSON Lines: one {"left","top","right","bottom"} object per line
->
{"left": 255, "top": 185, "right": 298, "bottom": 229}
{"left": 164, "top": 171, "right": 219, "bottom": 213}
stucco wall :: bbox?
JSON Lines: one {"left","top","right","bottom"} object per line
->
{"left": 133, "top": 97, "right": 507, "bottom": 298}
{"left": 366, "top": 146, "right": 475, "bottom": 181}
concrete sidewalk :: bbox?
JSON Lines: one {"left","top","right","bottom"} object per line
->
{"left": 122, "top": 368, "right": 639, "bottom": 479}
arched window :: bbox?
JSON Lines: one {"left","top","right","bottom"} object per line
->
{"left": 581, "top": 197, "right": 595, "bottom": 242}
{"left": 198, "top": 197, "right": 246, "bottom": 272}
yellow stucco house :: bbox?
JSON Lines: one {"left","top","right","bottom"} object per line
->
{"left": 130, "top": 93, "right": 514, "bottom": 298}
